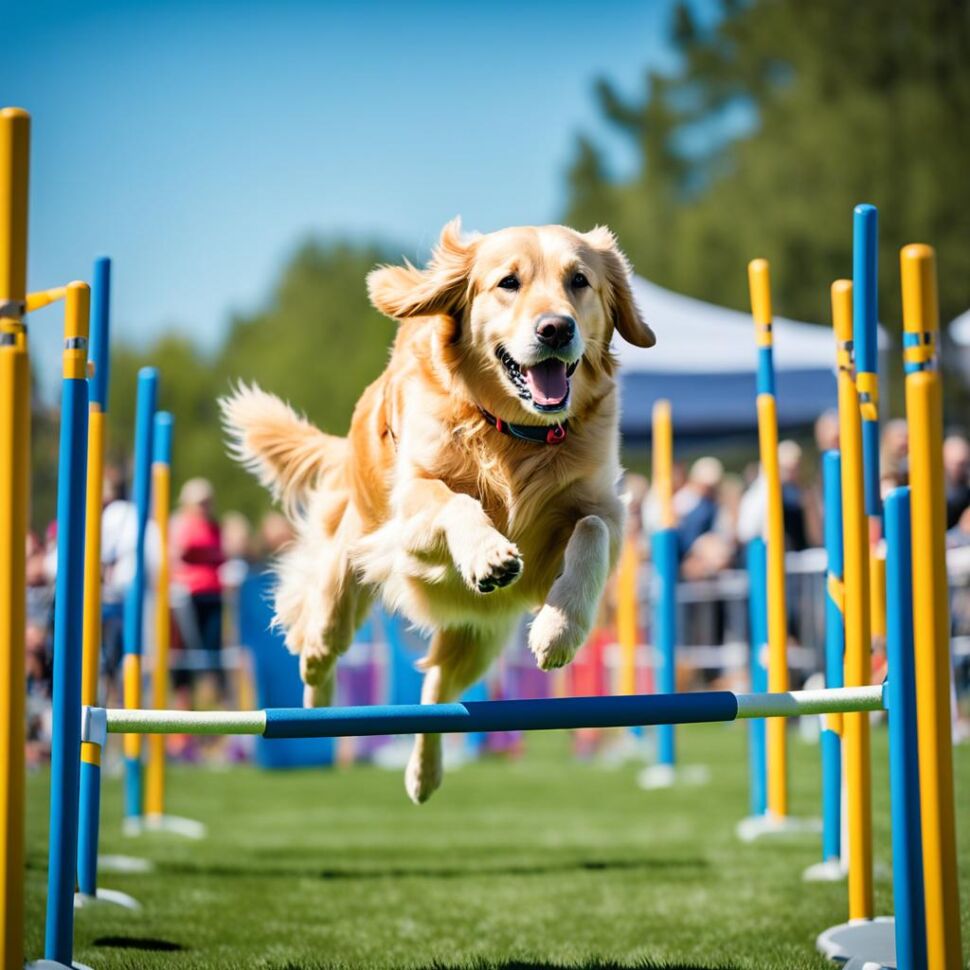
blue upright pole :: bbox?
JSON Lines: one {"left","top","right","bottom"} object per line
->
{"left": 77, "top": 256, "right": 110, "bottom": 899}
{"left": 853, "top": 204, "right": 881, "bottom": 520}
{"left": 884, "top": 487, "right": 927, "bottom": 970}
{"left": 652, "top": 528, "right": 679, "bottom": 766}
{"left": 820, "top": 451, "right": 844, "bottom": 865}
{"left": 746, "top": 537, "right": 768, "bottom": 817}
{"left": 44, "top": 283, "right": 91, "bottom": 964}
{"left": 123, "top": 367, "right": 157, "bottom": 825}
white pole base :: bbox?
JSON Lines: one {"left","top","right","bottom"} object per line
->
{"left": 141, "top": 813, "right": 207, "bottom": 839}
{"left": 637, "top": 763, "right": 710, "bottom": 790}
{"left": 803, "top": 857, "right": 847, "bottom": 882}
{"left": 735, "top": 812, "right": 822, "bottom": 843}
{"left": 97, "top": 853, "right": 154, "bottom": 874}
{"left": 26, "top": 961, "right": 94, "bottom": 969}
{"left": 75, "top": 887, "right": 142, "bottom": 911}
{"left": 817, "top": 915, "right": 895, "bottom": 969}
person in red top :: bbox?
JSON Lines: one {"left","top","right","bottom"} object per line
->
{"left": 171, "top": 477, "right": 226, "bottom": 703}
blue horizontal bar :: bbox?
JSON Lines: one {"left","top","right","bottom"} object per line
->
{"left": 263, "top": 692, "right": 740, "bottom": 739}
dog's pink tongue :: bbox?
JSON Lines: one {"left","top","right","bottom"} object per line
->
{"left": 524, "top": 359, "right": 568, "bottom": 405}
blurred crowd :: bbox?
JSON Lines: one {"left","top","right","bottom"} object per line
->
{"left": 630, "top": 415, "right": 970, "bottom": 580}
{"left": 24, "top": 469, "right": 294, "bottom": 766}
{"left": 22, "top": 421, "right": 970, "bottom": 765}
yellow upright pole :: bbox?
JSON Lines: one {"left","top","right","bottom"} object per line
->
{"left": 901, "top": 244, "right": 963, "bottom": 970}
{"left": 0, "top": 105, "right": 29, "bottom": 970}
{"left": 831, "top": 280, "right": 873, "bottom": 921}
{"left": 145, "top": 450, "right": 171, "bottom": 817}
{"left": 748, "top": 259, "right": 788, "bottom": 819}
{"left": 616, "top": 538, "right": 638, "bottom": 696}
{"left": 652, "top": 400, "right": 675, "bottom": 530}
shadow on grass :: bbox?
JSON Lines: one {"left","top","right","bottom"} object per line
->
{"left": 158, "top": 855, "right": 708, "bottom": 882}
{"left": 93, "top": 935, "right": 185, "bottom": 952}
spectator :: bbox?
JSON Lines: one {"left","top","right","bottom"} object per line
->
{"left": 778, "top": 440, "right": 809, "bottom": 552}
{"left": 258, "top": 511, "right": 294, "bottom": 560}
{"left": 100, "top": 465, "right": 160, "bottom": 705}
{"left": 943, "top": 434, "right": 970, "bottom": 530}
{"left": 674, "top": 457, "right": 723, "bottom": 557}
{"left": 881, "top": 418, "right": 909, "bottom": 488}
{"left": 814, "top": 409, "right": 840, "bottom": 453}
{"left": 171, "top": 477, "right": 226, "bottom": 704}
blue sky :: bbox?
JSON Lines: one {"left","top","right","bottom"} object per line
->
{"left": 9, "top": 0, "right": 706, "bottom": 395}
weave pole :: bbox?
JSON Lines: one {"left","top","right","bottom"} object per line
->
{"left": 832, "top": 279, "right": 874, "bottom": 921}
{"left": 0, "top": 105, "right": 29, "bottom": 970}
{"left": 747, "top": 260, "right": 788, "bottom": 820}
{"left": 122, "top": 368, "right": 157, "bottom": 831}
{"left": 744, "top": 537, "right": 768, "bottom": 819}
{"left": 43, "top": 283, "right": 91, "bottom": 966}
{"left": 884, "top": 487, "right": 926, "bottom": 970}
{"left": 803, "top": 451, "right": 845, "bottom": 882}
{"left": 901, "top": 244, "right": 963, "bottom": 969}
{"left": 142, "top": 413, "right": 205, "bottom": 839}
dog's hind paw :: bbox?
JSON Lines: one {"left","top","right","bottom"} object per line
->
{"left": 528, "top": 604, "right": 584, "bottom": 670}
{"left": 405, "top": 745, "right": 442, "bottom": 804}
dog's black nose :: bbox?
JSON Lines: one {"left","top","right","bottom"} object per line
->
{"left": 535, "top": 314, "right": 576, "bottom": 350}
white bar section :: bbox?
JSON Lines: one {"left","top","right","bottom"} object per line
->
{"left": 102, "top": 707, "right": 267, "bottom": 735}
{"left": 736, "top": 684, "right": 886, "bottom": 719}
{"left": 81, "top": 705, "right": 107, "bottom": 747}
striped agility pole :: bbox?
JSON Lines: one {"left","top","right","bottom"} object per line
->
{"left": 745, "top": 537, "right": 768, "bottom": 818}
{"left": 819, "top": 451, "right": 844, "bottom": 870}
{"left": 0, "top": 105, "right": 30, "bottom": 970}
{"left": 884, "top": 487, "right": 926, "bottom": 970}
{"left": 651, "top": 400, "right": 678, "bottom": 769}
{"left": 77, "top": 256, "right": 111, "bottom": 900}
{"left": 747, "top": 259, "right": 789, "bottom": 819}
{"left": 44, "top": 283, "right": 91, "bottom": 965}
{"left": 123, "top": 367, "right": 158, "bottom": 828}
{"left": 901, "top": 244, "right": 962, "bottom": 969}
{"left": 85, "top": 686, "right": 888, "bottom": 741}
{"left": 830, "top": 279, "right": 874, "bottom": 921}
{"left": 145, "top": 411, "right": 173, "bottom": 819}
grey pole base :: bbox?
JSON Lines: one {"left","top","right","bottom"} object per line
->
{"left": 137, "top": 813, "right": 207, "bottom": 840}
{"left": 637, "top": 763, "right": 710, "bottom": 790}
{"left": 817, "top": 916, "right": 895, "bottom": 969}
{"left": 97, "top": 852, "right": 154, "bottom": 874}
{"left": 75, "top": 887, "right": 142, "bottom": 911}
{"left": 26, "top": 961, "right": 94, "bottom": 969}
{"left": 803, "top": 858, "right": 847, "bottom": 882}
{"left": 736, "top": 811, "right": 822, "bottom": 842}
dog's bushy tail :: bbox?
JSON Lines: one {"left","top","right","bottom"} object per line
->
{"left": 219, "top": 382, "right": 347, "bottom": 518}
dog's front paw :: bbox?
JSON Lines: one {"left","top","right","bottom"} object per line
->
{"left": 458, "top": 531, "right": 523, "bottom": 594}
{"left": 528, "top": 604, "right": 586, "bottom": 670}
{"left": 405, "top": 741, "right": 443, "bottom": 804}
{"left": 299, "top": 649, "right": 336, "bottom": 708}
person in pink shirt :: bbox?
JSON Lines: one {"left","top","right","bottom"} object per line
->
{"left": 171, "top": 477, "right": 226, "bottom": 703}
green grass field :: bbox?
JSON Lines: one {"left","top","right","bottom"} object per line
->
{"left": 24, "top": 723, "right": 970, "bottom": 969}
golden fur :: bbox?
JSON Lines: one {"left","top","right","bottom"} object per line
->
{"left": 221, "top": 220, "right": 653, "bottom": 802}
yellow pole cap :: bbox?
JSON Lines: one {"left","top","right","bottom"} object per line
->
{"left": 63, "top": 281, "right": 90, "bottom": 380}
{"left": 748, "top": 258, "right": 773, "bottom": 330}
{"left": 900, "top": 244, "right": 938, "bottom": 335}
{"left": 831, "top": 279, "right": 853, "bottom": 343}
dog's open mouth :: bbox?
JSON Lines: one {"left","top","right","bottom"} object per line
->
{"left": 496, "top": 345, "right": 580, "bottom": 412}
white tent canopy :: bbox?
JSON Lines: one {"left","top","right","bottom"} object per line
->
{"left": 615, "top": 276, "right": 889, "bottom": 439}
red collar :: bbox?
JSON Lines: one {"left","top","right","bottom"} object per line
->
{"left": 479, "top": 407, "right": 568, "bottom": 445}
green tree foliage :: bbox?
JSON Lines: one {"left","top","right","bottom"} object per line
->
{"left": 564, "top": 0, "right": 970, "bottom": 407}
{"left": 102, "top": 239, "right": 397, "bottom": 526}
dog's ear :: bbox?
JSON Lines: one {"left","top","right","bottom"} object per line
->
{"left": 368, "top": 218, "right": 473, "bottom": 321}
{"left": 585, "top": 226, "right": 655, "bottom": 348}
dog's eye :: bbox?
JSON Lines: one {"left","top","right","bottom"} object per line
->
{"left": 571, "top": 272, "right": 590, "bottom": 290}
{"left": 497, "top": 275, "right": 520, "bottom": 292}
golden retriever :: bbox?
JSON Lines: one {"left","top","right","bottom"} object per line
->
{"left": 220, "top": 220, "right": 654, "bottom": 802}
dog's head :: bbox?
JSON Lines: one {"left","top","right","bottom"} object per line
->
{"left": 368, "top": 220, "right": 654, "bottom": 422}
